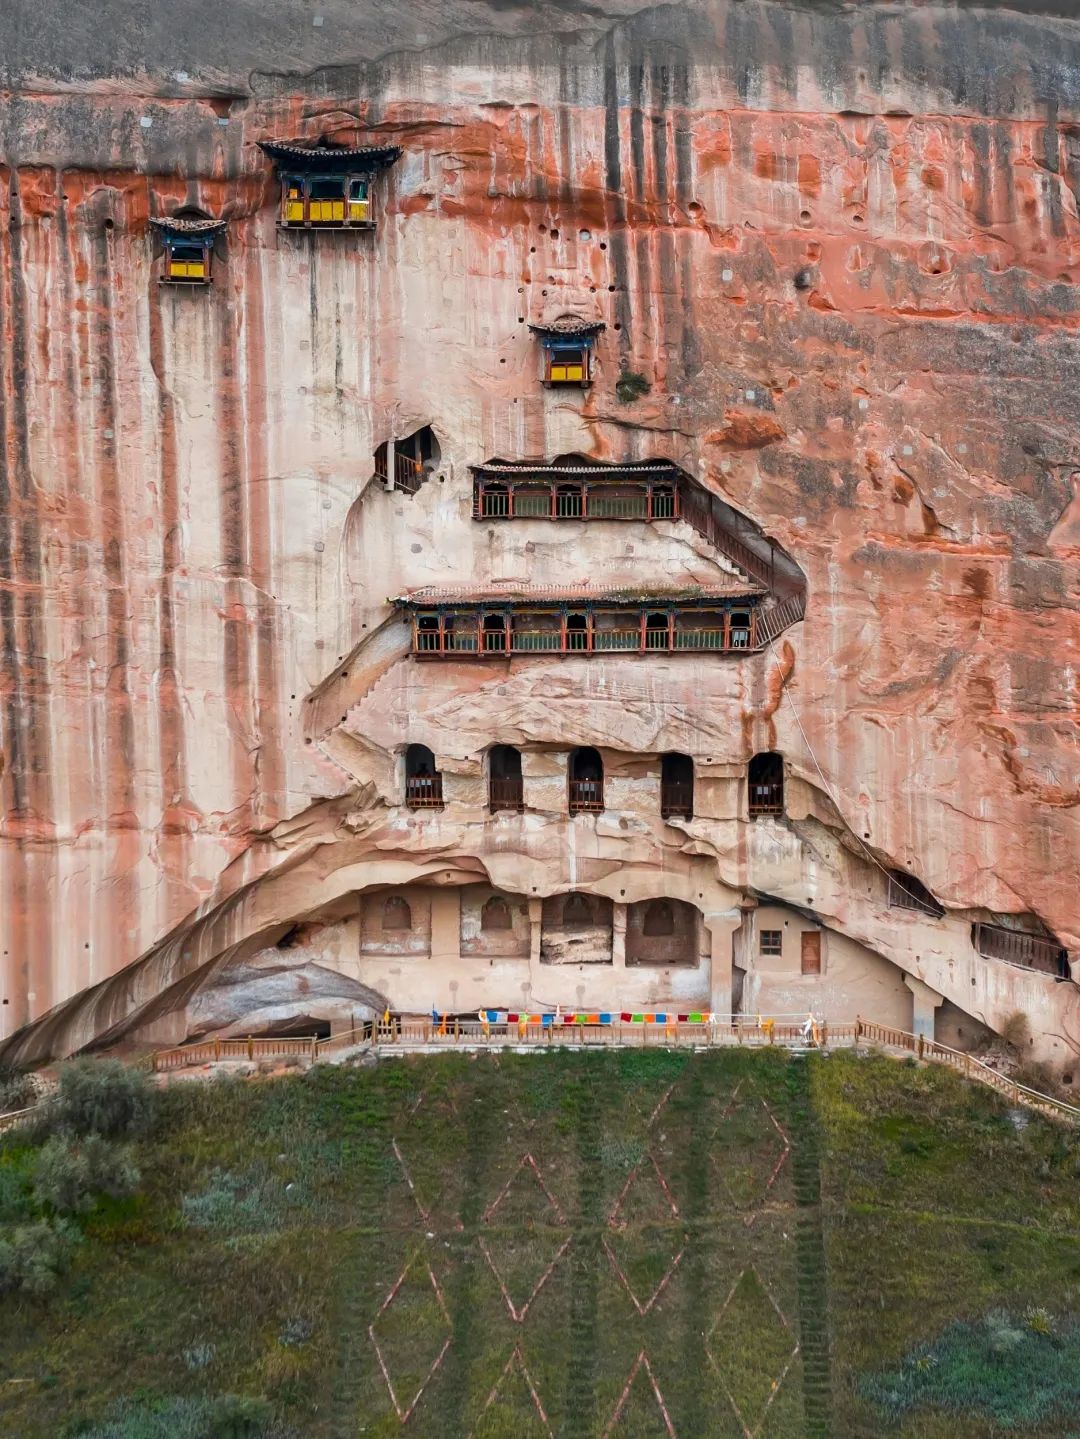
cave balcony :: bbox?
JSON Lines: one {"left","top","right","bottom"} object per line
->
{"left": 395, "top": 585, "right": 808, "bottom": 657}
{"left": 470, "top": 456, "right": 805, "bottom": 599}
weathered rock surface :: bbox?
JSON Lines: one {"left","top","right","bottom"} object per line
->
{"left": 0, "top": 0, "right": 1078, "bottom": 1068}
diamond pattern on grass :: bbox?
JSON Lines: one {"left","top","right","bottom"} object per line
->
{"left": 604, "top": 1154, "right": 684, "bottom": 1316}
{"left": 602, "top": 1351, "right": 678, "bottom": 1438}
{"left": 480, "top": 1153, "right": 572, "bottom": 1322}
{"left": 369, "top": 1253, "right": 452, "bottom": 1423}
{"left": 707, "top": 1266, "right": 798, "bottom": 1438}
{"left": 711, "top": 1091, "right": 791, "bottom": 1218}
{"left": 469, "top": 1347, "right": 553, "bottom": 1437}
{"left": 391, "top": 1089, "right": 469, "bottom": 1229}
{"left": 630, "top": 1081, "right": 676, "bottom": 1128}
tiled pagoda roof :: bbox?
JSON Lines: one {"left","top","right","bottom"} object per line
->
{"left": 259, "top": 139, "right": 402, "bottom": 171}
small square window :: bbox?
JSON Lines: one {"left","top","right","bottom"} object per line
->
{"left": 760, "top": 930, "right": 782, "bottom": 956}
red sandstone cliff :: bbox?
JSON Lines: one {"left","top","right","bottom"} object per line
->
{"left": 0, "top": 0, "right": 1078, "bottom": 1062}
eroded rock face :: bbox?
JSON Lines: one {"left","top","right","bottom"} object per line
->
{"left": 0, "top": 0, "right": 1078, "bottom": 1068}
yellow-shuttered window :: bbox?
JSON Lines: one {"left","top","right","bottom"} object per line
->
{"left": 348, "top": 177, "right": 371, "bottom": 223}
{"left": 547, "top": 348, "right": 587, "bottom": 384}
{"left": 308, "top": 177, "right": 347, "bottom": 224}
{"left": 285, "top": 179, "right": 305, "bottom": 223}
{"left": 165, "top": 242, "right": 210, "bottom": 283}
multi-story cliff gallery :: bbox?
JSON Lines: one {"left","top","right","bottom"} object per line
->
{"left": 0, "top": 0, "right": 1077, "bottom": 1077}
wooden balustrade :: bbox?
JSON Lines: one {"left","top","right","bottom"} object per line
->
{"left": 411, "top": 609, "right": 762, "bottom": 656}
{"left": 660, "top": 780, "right": 694, "bottom": 819}
{"left": 375, "top": 451, "right": 426, "bottom": 494}
{"left": 748, "top": 780, "right": 784, "bottom": 817}
{"left": 405, "top": 775, "right": 444, "bottom": 809}
{"left": 474, "top": 479, "right": 679, "bottom": 522}
{"left": 568, "top": 777, "right": 604, "bottom": 813}
{"left": 115, "top": 1018, "right": 1073, "bottom": 1122}
{"left": 755, "top": 593, "right": 806, "bottom": 644}
{"left": 488, "top": 776, "right": 524, "bottom": 812}
{"left": 972, "top": 922, "right": 1069, "bottom": 977}
{"left": 887, "top": 873, "right": 945, "bottom": 918}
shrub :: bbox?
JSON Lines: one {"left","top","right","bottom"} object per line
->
{"left": 33, "top": 1134, "right": 140, "bottom": 1215}
{"left": 999, "top": 1010, "right": 1031, "bottom": 1050}
{"left": 0, "top": 1219, "right": 78, "bottom": 1296}
{"left": 48, "top": 1059, "right": 158, "bottom": 1140}
{"left": 67, "top": 1394, "right": 278, "bottom": 1439}
{"left": 615, "top": 368, "right": 650, "bottom": 404}
{"left": 0, "top": 1064, "right": 36, "bottom": 1115}
{"left": 859, "top": 1310, "right": 1080, "bottom": 1430}
{"left": 182, "top": 1342, "right": 216, "bottom": 1372}
{"left": 180, "top": 1169, "right": 289, "bottom": 1233}
{"left": 0, "top": 1154, "right": 36, "bottom": 1223}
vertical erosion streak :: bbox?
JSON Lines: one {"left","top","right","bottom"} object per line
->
{"left": 2, "top": 174, "right": 52, "bottom": 1021}
{"left": 602, "top": 31, "right": 634, "bottom": 362}
{"left": 786, "top": 1055, "right": 833, "bottom": 1439}
{"left": 237, "top": 238, "right": 284, "bottom": 825}
{"left": 215, "top": 280, "right": 253, "bottom": 831}
{"left": 93, "top": 223, "right": 138, "bottom": 974}
{"left": 145, "top": 241, "right": 192, "bottom": 914}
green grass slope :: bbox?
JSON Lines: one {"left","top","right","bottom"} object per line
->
{"left": 0, "top": 1048, "right": 1077, "bottom": 1438}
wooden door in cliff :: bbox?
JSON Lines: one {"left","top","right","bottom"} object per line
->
{"left": 801, "top": 931, "right": 821, "bottom": 975}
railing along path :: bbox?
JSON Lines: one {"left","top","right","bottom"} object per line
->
{"left": 133, "top": 1017, "right": 1080, "bottom": 1123}
{"left": 4, "top": 1019, "right": 1074, "bottom": 1134}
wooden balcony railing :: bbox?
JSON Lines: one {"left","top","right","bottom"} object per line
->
{"left": 474, "top": 481, "right": 679, "bottom": 522}
{"left": 973, "top": 922, "right": 1069, "bottom": 977}
{"left": 488, "top": 777, "right": 524, "bottom": 812}
{"left": 375, "top": 451, "right": 426, "bottom": 494}
{"left": 411, "top": 612, "right": 759, "bottom": 656}
{"left": 660, "top": 781, "right": 694, "bottom": 819}
{"left": 755, "top": 593, "right": 806, "bottom": 644}
{"left": 405, "top": 775, "right": 444, "bottom": 809}
{"left": 569, "top": 778, "right": 604, "bottom": 813}
{"left": 887, "top": 874, "right": 945, "bottom": 919}
{"left": 748, "top": 781, "right": 784, "bottom": 817}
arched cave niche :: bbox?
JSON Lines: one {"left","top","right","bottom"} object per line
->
{"left": 569, "top": 746, "right": 604, "bottom": 813}
{"left": 540, "top": 892, "right": 614, "bottom": 964}
{"left": 488, "top": 744, "right": 523, "bottom": 812}
{"left": 373, "top": 425, "right": 440, "bottom": 494}
{"left": 748, "top": 751, "right": 784, "bottom": 817}
{"left": 405, "top": 744, "right": 443, "bottom": 808}
{"left": 627, "top": 898, "right": 699, "bottom": 967}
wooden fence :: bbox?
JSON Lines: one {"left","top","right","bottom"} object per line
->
{"left": 4, "top": 1017, "right": 1075, "bottom": 1131}
{"left": 854, "top": 1019, "right": 1080, "bottom": 1122}
{"left": 0, "top": 1104, "right": 38, "bottom": 1137}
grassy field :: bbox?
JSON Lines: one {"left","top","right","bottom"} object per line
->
{"left": 0, "top": 1047, "right": 1078, "bottom": 1437}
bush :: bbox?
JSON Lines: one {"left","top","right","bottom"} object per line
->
{"left": 181, "top": 1169, "right": 297, "bottom": 1233}
{"left": 33, "top": 1134, "right": 140, "bottom": 1215}
{"left": 0, "top": 1064, "right": 36, "bottom": 1115}
{"left": 859, "top": 1310, "right": 1080, "bottom": 1430}
{"left": 69, "top": 1393, "right": 277, "bottom": 1439}
{"left": 1000, "top": 1010, "right": 1031, "bottom": 1050}
{"left": 0, "top": 1219, "right": 78, "bottom": 1296}
{"left": 615, "top": 368, "right": 650, "bottom": 404}
{"left": 48, "top": 1059, "right": 157, "bottom": 1140}
{"left": 0, "top": 1154, "right": 36, "bottom": 1223}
